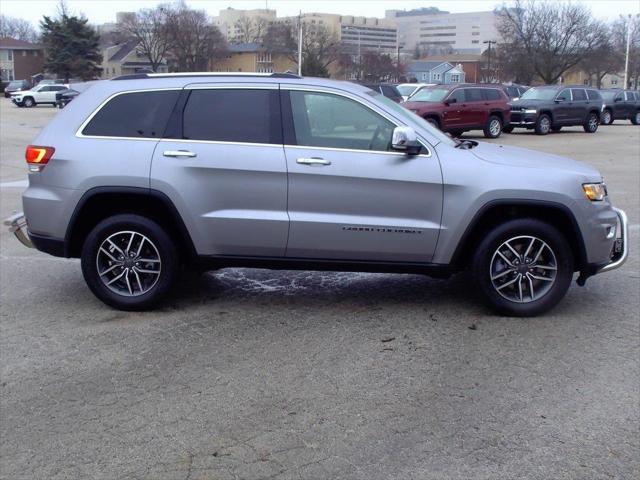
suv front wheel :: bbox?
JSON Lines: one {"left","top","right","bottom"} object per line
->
{"left": 81, "top": 214, "right": 179, "bottom": 310}
{"left": 534, "top": 114, "right": 551, "bottom": 135}
{"left": 472, "top": 219, "right": 574, "bottom": 316}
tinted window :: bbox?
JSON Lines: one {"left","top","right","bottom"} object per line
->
{"left": 571, "top": 89, "right": 587, "bottom": 101}
{"left": 505, "top": 86, "right": 519, "bottom": 98}
{"left": 614, "top": 92, "right": 624, "bottom": 101}
{"left": 447, "top": 89, "right": 465, "bottom": 103}
{"left": 626, "top": 91, "right": 636, "bottom": 101}
{"left": 183, "top": 89, "right": 279, "bottom": 144}
{"left": 484, "top": 89, "right": 502, "bottom": 100}
{"left": 465, "top": 88, "right": 484, "bottom": 102}
{"left": 289, "top": 91, "right": 395, "bottom": 152}
{"left": 381, "top": 85, "right": 401, "bottom": 99}
{"left": 83, "top": 90, "right": 180, "bottom": 138}
{"left": 587, "top": 89, "right": 601, "bottom": 100}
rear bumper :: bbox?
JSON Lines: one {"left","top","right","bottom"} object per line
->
{"left": 4, "top": 212, "right": 66, "bottom": 256}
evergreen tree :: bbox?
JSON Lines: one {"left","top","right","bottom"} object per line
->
{"left": 40, "top": 13, "right": 102, "bottom": 81}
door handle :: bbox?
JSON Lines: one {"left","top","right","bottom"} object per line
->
{"left": 297, "top": 157, "right": 331, "bottom": 166}
{"left": 163, "top": 150, "right": 197, "bottom": 158}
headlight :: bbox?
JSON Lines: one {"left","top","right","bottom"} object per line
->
{"left": 524, "top": 109, "right": 538, "bottom": 114}
{"left": 583, "top": 182, "right": 607, "bottom": 201}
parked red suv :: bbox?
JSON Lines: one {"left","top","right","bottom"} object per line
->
{"left": 402, "top": 84, "right": 511, "bottom": 138}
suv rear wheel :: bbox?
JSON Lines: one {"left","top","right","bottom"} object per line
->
{"left": 632, "top": 112, "right": 640, "bottom": 125}
{"left": 534, "top": 114, "right": 551, "bottom": 135}
{"left": 472, "top": 218, "right": 574, "bottom": 317}
{"left": 583, "top": 112, "right": 599, "bottom": 133}
{"left": 483, "top": 115, "right": 503, "bottom": 138}
{"left": 81, "top": 214, "right": 179, "bottom": 311}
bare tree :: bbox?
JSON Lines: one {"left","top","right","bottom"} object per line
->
{"left": 233, "top": 16, "right": 268, "bottom": 44}
{"left": 118, "top": 7, "right": 172, "bottom": 72}
{"left": 579, "top": 21, "right": 623, "bottom": 88}
{"left": 497, "top": 0, "right": 601, "bottom": 84}
{"left": 0, "top": 15, "right": 39, "bottom": 42}
{"left": 164, "top": 5, "right": 227, "bottom": 72}
{"left": 612, "top": 14, "right": 640, "bottom": 88}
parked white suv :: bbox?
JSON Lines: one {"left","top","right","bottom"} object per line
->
{"left": 11, "top": 84, "right": 68, "bottom": 107}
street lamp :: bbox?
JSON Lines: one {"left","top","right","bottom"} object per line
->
{"left": 623, "top": 14, "right": 637, "bottom": 89}
{"left": 396, "top": 33, "right": 405, "bottom": 83}
{"left": 483, "top": 40, "right": 496, "bottom": 83}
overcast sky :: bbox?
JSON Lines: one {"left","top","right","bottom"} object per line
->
{"left": 1, "top": 0, "right": 638, "bottom": 26}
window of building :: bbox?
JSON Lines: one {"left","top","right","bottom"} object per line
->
{"left": 450, "top": 74, "right": 460, "bottom": 82}
{"left": 183, "top": 89, "right": 279, "bottom": 144}
{"left": 22, "top": 50, "right": 26, "bottom": 56}
{"left": 33, "top": 50, "right": 38, "bottom": 56}
{"left": 472, "top": 40, "right": 479, "bottom": 44}
{"left": 82, "top": 90, "right": 180, "bottom": 138}
{"left": 433, "top": 73, "right": 441, "bottom": 80}
{"left": 472, "top": 32, "right": 480, "bottom": 36}
{"left": 611, "top": 79, "right": 618, "bottom": 85}
{"left": 288, "top": 90, "right": 395, "bottom": 152}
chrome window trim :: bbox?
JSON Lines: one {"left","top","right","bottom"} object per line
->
{"left": 282, "top": 86, "right": 432, "bottom": 157}
{"left": 184, "top": 82, "right": 278, "bottom": 90}
{"left": 283, "top": 143, "right": 431, "bottom": 157}
{"left": 75, "top": 87, "right": 183, "bottom": 139}
{"left": 158, "top": 138, "right": 282, "bottom": 149}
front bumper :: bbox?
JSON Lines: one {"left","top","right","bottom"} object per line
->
{"left": 509, "top": 111, "right": 537, "bottom": 126}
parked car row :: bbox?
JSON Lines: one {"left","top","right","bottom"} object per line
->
{"left": 371, "top": 83, "right": 639, "bottom": 138}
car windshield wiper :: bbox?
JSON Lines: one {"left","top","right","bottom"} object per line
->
{"left": 454, "top": 139, "right": 478, "bottom": 149}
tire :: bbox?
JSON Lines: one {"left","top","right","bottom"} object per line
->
{"left": 425, "top": 117, "right": 440, "bottom": 129}
{"left": 583, "top": 112, "right": 599, "bottom": 133}
{"left": 632, "top": 112, "right": 640, "bottom": 125}
{"left": 483, "top": 115, "right": 503, "bottom": 138}
{"left": 502, "top": 125, "right": 514, "bottom": 133}
{"left": 601, "top": 109, "right": 613, "bottom": 125}
{"left": 81, "top": 214, "right": 179, "bottom": 311}
{"left": 534, "top": 114, "right": 551, "bottom": 135}
{"left": 551, "top": 125, "right": 562, "bottom": 132}
{"left": 472, "top": 218, "right": 574, "bottom": 317}
{"left": 23, "top": 97, "right": 35, "bottom": 107}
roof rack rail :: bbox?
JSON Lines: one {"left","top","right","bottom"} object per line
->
{"left": 111, "top": 72, "right": 302, "bottom": 81}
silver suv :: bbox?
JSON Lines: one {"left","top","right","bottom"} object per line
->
{"left": 5, "top": 73, "right": 628, "bottom": 316}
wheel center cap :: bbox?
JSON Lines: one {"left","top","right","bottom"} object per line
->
{"left": 124, "top": 258, "right": 135, "bottom": 268}
{"left": 517, "top": 264, "right": 529, "bottom": 274}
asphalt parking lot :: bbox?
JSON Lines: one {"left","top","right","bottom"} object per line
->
{"left": 1, "top": 99, "right": 638, "bottom": 480}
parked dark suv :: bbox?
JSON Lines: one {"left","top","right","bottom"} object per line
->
{"left": 402, "top": 84, "right": 511, "bottom": 138}
{"left": 506, "top": 86, "right": 603, "bottom": 135}
{"left": 363, "top": 83, "right": 403, "bottom": 103}
{"left": 600, "top": 89, "right": 640, "bottom": 125}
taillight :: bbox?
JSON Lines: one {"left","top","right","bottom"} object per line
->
{"left": 25, "top": 145, "right": 55, "bottom": 172}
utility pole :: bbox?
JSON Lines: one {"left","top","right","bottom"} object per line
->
{"left": 396, "top": 34, "right": 403, "bottom": 83}
{"left": 483, "top": 40, "right": 496, "bottom": 83}
{"left": 297, "top": 11, "right": 303, "bottom": 76}
{"left": 624, "top": 14, "right": 632, "bottom": 89}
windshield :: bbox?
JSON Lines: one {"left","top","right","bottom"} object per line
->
{"left": 520, "top": 87, "right": 559, "bottom": 101}
{"left": 397, "top": 85, "right": 417, "bottom": 96}
{"left": 7, "top": 81, "right": 24, "bottom": 88}
{"left": 409, "top": 88, "right": 449, "bottom": 102}
{"left": 367, "top": 91, "right": 456, "bottom": 147}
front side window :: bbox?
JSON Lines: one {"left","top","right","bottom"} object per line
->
{"left": 289, "top": 91, "right": 395, "bottom": 152}
{"left": 182, "top": 89, "right": 279, "bottom": 144}
{"left": 556, "top": 89, "right": 571, "bottom": 101}
{"left": 412, "top": 88, "right": 450, "bottom": 102}
{"left": 82, "top": 90, "right": 180, "bottom": 138}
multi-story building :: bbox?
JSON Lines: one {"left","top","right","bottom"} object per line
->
{"left": 213, "top": 8, "right": 277, "bottom": 43}
{"left": 386, "top": 8, "right": 499, "bottom": 55}
{"left": 0, "top": 38, "right": 45, "bottom": 83}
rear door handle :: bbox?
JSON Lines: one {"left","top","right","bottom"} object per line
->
{"left": 163, "top": 150, "right": 197, "bottom": 158}
{"left": 297, "top": 157, "right": 331, "bottom": 166}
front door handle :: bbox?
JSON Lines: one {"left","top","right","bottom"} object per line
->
{"left": 297, "top": 157, "right": 331, "bottom": 166}
{"left": 163, "top": 150, "right": 197, "bottom": 158}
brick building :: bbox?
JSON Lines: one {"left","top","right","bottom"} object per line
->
{"left": 0, "top": 38, "right": 45, "bottom": 84}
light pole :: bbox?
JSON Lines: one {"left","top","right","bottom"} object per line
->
{"left": 396, "top": 33, "right": 404, "bottom": 83}
{"left": 297, "top": 11, "right": 303, "bottom": 76}
{"left": 483, "top": 40, "right": 496, "bottom": 83}
{"left": 623, "top": 14, "right": 633, "bottom": 89}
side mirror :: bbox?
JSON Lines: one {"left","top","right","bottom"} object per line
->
{"left": 555, "top": 97, "right": 566, "bottom": 103}
{"left": 445, "top": 97, "right": 457, "bottom": 105}
{"left": 614, "top": 97, "right": 622, "bottom": 102}
{"left": 391, "top": 126, "right": 422, "bottom": 155}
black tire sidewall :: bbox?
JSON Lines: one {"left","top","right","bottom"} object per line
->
{"left": 472, "top": 219, "right": 574, "bottom": 317}
{"left": 81, "top": 214, "right": 179, "bottom": 311}
{"left": 535, "top": 114, "right": 550, "bottom": 135}
{"left": 583, "top": 112, "right": 599, "bottom": 133}
{"left": 602, "top": 109, "right": 612, "bottom": 125}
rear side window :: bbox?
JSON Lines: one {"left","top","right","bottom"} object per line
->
{"left": 484, "top": 89, "right": 502, "bottom": 100}
{"left": 587, "top": 89, "right": 601, "bottom": 100}
{"left": 82, "top": 90, "right": 180, "bottom": 138}
{"left": 626, "top": 91, "right": 636, "bottom": 101}
{"left": 465, "top": 88, "right": 484, "bottom": 102}
{"left": 381, "top": 85, "right": 399, "bottom": 98}
{"left": 182, "top": 89, "right": 280, "bottom": 144}
{"left": 571, "top": 89, "right": 587, "bottom": 101}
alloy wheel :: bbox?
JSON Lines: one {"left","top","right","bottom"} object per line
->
{"left": 96, "top": 230, "right": 162, "bottom": 297}
{"left": 490, "top": 235, "right": 558, "bottom": 303}
{"left": 602, "top": 111, "right": 611, "bottom": 124}
{"left": 489, "top": 119, "right": 501, "bottom": 136}
{"left": 539, "top": 116, "right": 550, "bottom": 134}
{"left": 588, "top": 114, "right": 598, "bottom": 132}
